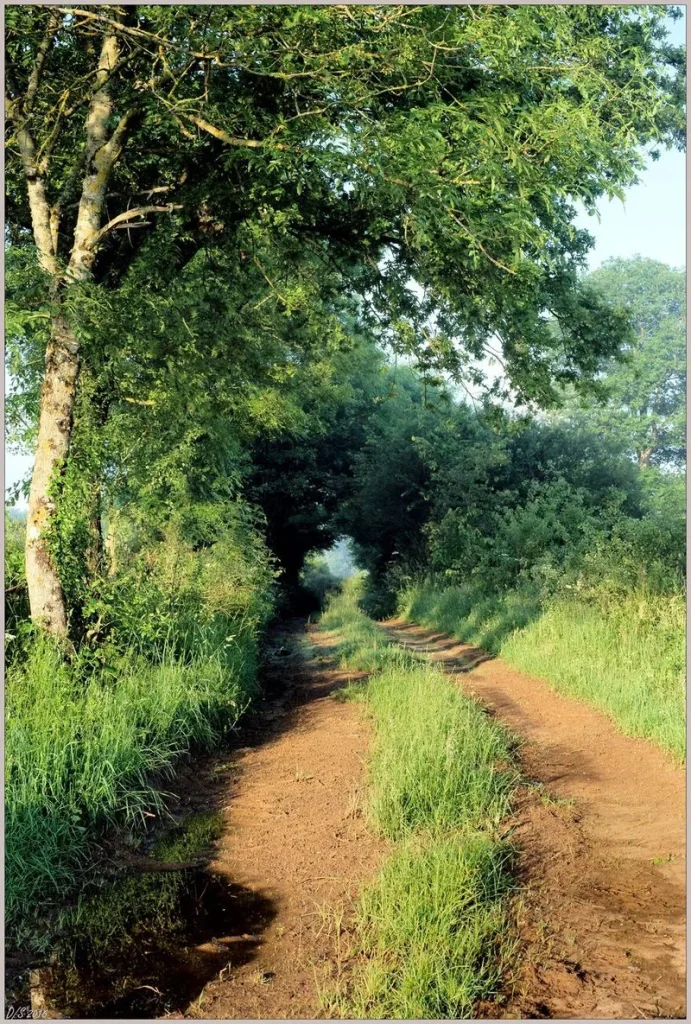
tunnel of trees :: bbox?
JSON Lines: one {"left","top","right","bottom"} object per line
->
{"left": 4, "top": 2, "right": 686, "bottom": 957}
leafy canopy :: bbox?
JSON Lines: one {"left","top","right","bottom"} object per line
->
{"left": 6, "top": 4, "right": 686, "bottom": 405}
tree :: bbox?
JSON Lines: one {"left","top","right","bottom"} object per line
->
{"left": 6, "top": 4, "right": 684, "bottom": 630}
{"left": 569, "top": 258, "right": 686, "bottom": 469}
{"left": 339, "top": 371, "right": 439, "bottom": 584}
{"left": 245, "top": 326, "right": 387, "bottom": 590}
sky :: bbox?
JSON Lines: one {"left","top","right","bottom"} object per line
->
{"left": 5, "top": 12, "right": 687, "bottom": 505}
{"left": 575, "top": 147, "right": 685, "bottom": 273}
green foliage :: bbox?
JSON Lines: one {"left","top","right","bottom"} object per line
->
{"left": 300, "top": 553, "right": 339, "bottom": 609}
{"left": 6, "top": 6, "right": 686, "bottom": 635}
{"left": 343, "top": 330, "right": 684, "bottom": 607}
{"left": 6, "top": 5, "right": 686, "bottom": 478}
{"left": 320, "top": 581, "right": 516, "bottom": 1018}
{"left": 245, "top": 338, "right": 389, "bottom": 586}
{"left": 81, "top": 501, "right": 276, "bottom": 657}
{"left": 558, "top": 258, "right": 686, "bottom": 469}
{"left": 5, "top": 512, "right": 30, "bottom": 638}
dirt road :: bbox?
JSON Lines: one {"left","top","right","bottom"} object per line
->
{"left": 167, "top": 617, "right": 685, "bottom": 1020}
{"left": 384, "top": 619, "right": 686, "bottom": 1020}
{"left": 21, "top": 617, "right": 684, "bottom": 1019}
{"left": 178, "top": 625, "right": 389, "bottom": 1020}
{"left": 179, "top": 617, "right": 685, "bottom": 1020}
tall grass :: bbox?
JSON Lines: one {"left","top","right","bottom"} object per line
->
{"left": 320, "top": 578, "right": 517, "bottom": 1018}
{"left": 364, "top": 662, "right": 513, "bottom": 838}
{"left": 346, "top": 834, "right": 513, "bottom": 1020}
{"left": 5, "top": 626, "right": 258, "bottom": 946}
{"left": 400, "top": 582, "right": 685, "bottom": 761}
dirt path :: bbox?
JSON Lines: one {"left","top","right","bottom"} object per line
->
{"left": 384, "top": 618, "right": 686, "bottom": 1020}
{"left": 176, "top": 623, "right": 388, "bottom": 1020}
{"left": 17, "top": 614, "right": 684, "bottom": 1019}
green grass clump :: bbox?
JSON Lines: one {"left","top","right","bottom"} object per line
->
{"left": 320, "top": 573, "right": 419, "bottom": 674}
{"left": 320, "top": 579, "right": 516, "bottom": 1018}
{"left": 342, "top": 834, "right": 513, "bottom": 1020}
{"left": 5, "top": 632, "right": 256, "bottom": 945}
{"left": 363, "top": 662, "right": 514, "bottom": 837}
{"left": 501, "top": 593, "right": 685, "bottom": 760}
{"left": 400, "top": 583, "right": 685, "bottom": 761}
{"left": 400, "top": 583, "right": 541, "bottom": 657}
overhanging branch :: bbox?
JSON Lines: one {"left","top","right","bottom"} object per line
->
{"left": 94, "top": 204, "right": 183, "bottom": 243}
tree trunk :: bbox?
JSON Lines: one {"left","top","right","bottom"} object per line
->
{"left": 638, "top": 447, "right": 654, "bottom": 469}
{"left": 24, "top": 313, "right": 80, "bottom": 633}
{"left": 17, "top": 27, "right": 126, "bottom": 633}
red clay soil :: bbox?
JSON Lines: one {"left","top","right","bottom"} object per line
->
{"left": 384, "top": 618, "right": 686, "bottom": 1020}
{"left": 170, "top": 623, "right": 389, "bottom": 1020}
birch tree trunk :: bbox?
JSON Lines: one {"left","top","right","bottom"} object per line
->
{"left": 25, "top": 315, "right": 81, "bottom": 633}
{"left": 18, "top": 28, "right": 128, "bottom": 633}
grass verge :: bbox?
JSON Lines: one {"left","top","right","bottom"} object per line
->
{"left": 5, "top": 629, "right": 258, "bottom": 949}
{"left": 319, "top": 576, "right": 517, "bottom": 1018}
{"left": 399, "top": 582, "right": 685, "bottom": 761}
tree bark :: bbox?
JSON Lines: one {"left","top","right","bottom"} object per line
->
{"left": 18, "top": 27, "right": 127, "bottom": 632}
{"left": 105, "top": 515, "right": 118, "bottom": 577}
{"left": 25, "top": 314, "right": 81, "bottom": 633}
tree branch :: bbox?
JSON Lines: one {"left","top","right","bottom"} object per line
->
{"left": 23, "top": 8, "right": 61, "bottom": 117}
{"left": 57, "top": 7, "right": 225, "bottom": 63}
{"left": 448, "top": 209, "right": 517, "bottom": 276}
{"left": 178, "top": 111, "right": 290, "bottom": 151}
{"left": 67, "top": 35, "right": 135, "bottom": 282}
{"left": 94, "top": 204, "right": 183, "bottom": 243}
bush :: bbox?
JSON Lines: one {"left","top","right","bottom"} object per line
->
{"left": 80, "top": 501, "right": 276, "bottom": 659}
{"left": 300, "top": 553, "right": 339, "bottom": 608}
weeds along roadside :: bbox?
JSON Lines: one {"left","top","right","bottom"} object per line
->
{"left": 398, "top": 581, "right": 685, "bottom": 762}
{"left": 5, "top": 519, "right": 275, "bottom": 954}
{"left": 316, "top": 575, "right": 519, "bottom": 1019}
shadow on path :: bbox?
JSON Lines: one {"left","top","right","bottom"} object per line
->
{"left": 8, "top": 619, "right": 356, "bottom": 1020}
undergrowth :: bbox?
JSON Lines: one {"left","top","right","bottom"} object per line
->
{"left": 319, "top": 576, "right": 517, "bottom": 1019}
{"left": 5, "top": 512, "right": 274, "bottom": 952}
{"left": 399, "top": 582, "right": 685, "bottom": 761}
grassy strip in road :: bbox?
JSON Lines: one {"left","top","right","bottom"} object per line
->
{"left": 319, "top": 577, "right": 517, "bottom": 1018}
{"left": 399, "top": 583, "right": 685, "bottom": 761}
